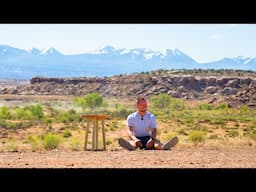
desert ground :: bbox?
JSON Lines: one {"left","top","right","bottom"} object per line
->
{"left": 1, "top": 146, "right": 256, "bottom": 168}
{"left": 1, "top": 95, "right": 256, "bottom": 168}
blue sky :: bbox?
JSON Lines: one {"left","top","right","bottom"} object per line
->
{"left": 0, "top": 24, "right": 256, "bottom": 63}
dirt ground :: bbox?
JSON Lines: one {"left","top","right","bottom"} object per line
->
{"left": 1, "top": 146, "right": 256, "bottom": 168}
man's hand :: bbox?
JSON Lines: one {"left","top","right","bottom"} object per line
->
{"left": 146, "top": 138, "right": 154, "bottom": 149}
{"left": 135, "top": 139, "right": 143, "bottom": 148}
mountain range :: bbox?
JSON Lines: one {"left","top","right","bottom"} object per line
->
{"left": 0, "top": 44, "right": 255, "bottom": 79}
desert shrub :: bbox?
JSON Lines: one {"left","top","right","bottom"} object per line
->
{"left": 68, "top": 109, "right": 76, "bottom": 115}
{"left": 69, "top": 122, "right": 79, "bottom": 130}
{"left": 24, "top": 104, "right": 44, "bottom": 120}
{"left": 7, "top": 141, "right": 18, "bottom": 152}
{"left": 0, "top": 119, "right": 8, "bottom": 128}
{"left": 240, "top": 105, "right": 249, "bottom": 114}
{"left": 63, "top": 129, "right": 72, "bottom": 138}
{"left": 0, "top": 106, "right": 11, "bottom": 119}
{"left": 177, "top": 128, "right": 188, "bottom": 136}
{"left": 110, "top": 107, "right": 134, "bottom": 119}
{"left": 109, "top": 121, "right": 119, "bottom": 131}
{"left": 244, "top": 128, "right": 256, "bottom": 141}
{"left": 217, "top": 103, "right": 229, "bottom": 110}
{"left": 70, "top": 137, "right": 82, "bottom": 151}
{"left": 0, "top": 120, "right": 31, "bottom": 130}
{"left": 106, "top": 139, "right": 112, "bottom": 145}
{"left": 150, "top": 93, "right": 171, "bottom": 111}
{"left": 210, "top": 119, "right": 225, "bottom": 125}
{"left": 169, "top": 98, "right": 185, "bottom": 111}
{"left": 58, "top": 111, "right": 77, "bottom": 123}
{"left": 199, "top": 104, "right": 214, "bottom": 110}
{"left": 27, "top": 136, "right": 41, "bottom": 152}
{"left": 226, "top": 129, "right": 239, "bottom": 138}
{"left": 15, "top": 107, "right": 28, "bottom": 119}
{"left": 188, "top": 131, "right": 206, "bottom": 145}
{"left": 150, "top": 94, "right": 185, "bottom": 115}
{"left": 43, "top": 133, "right": 61, "bottom": 150}
{"left": 73, "top": 93, "right": 104, "bottom": 111}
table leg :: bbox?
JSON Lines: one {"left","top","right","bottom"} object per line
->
{"left": 102, "top": 120, "right": 106, "bottom": 150}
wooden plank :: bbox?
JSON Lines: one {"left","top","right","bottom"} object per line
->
{"left": 102, "top": 120, "right": 106, "bottom": 150}
{"left": 92, "top": 119, "right": 96, "bottom": 150}
{"left": 96, "top": 119, "right": 98, "bottom": 149}
{"left": 80, "top": 114, "right": 110, "bottom": 120}
{"left": 84, "top": 120, "right": 90, "bottom": 150}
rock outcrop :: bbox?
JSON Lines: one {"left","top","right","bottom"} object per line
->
{"left": 1, "top": 70, "right": 256, "bottom": 108}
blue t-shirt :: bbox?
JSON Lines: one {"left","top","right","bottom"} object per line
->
{"left": 127, "top": 111, "right": 157, "bottom": 137}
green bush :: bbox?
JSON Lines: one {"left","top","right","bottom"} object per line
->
{"left": 58, "top": 112, "right": 77, "bottom": 123}
{"left": 27, "top": 136, "right": 41, "bottom": 152}
{"left": 0, "top": 120, "right": 31, "bottom": 130}
{"left": 15, "top": 107, "right": 28, "bottom": 119}
{"left": 240, "top": 105, "right": 249, "bottom": 114}
{"left": 0, "top": 106, "right": 11, "bottom": 119}
{"left": 110, "top": 107, "right": 134, "bottom": 119}
{"left": 7, "top": 141, "right": 18, "bottom": 152}
{"left": 70, "top": 137, "right": 81, "bottom": 151}
{"left": 150, "top": 93, "right": 171, "bottom": 111}
{"left": 169, "top": 98, "right": 185, "bottom": 111}
{"left": 0, "top": 119, "right": 8, "bottom": 128}
{"left": 188, "top": 131, "right": 206, "bottom": 145}
{"left": 150, "top": 93, "right": 185, "bottom": 113}
{"left": 43, "top": 134, "right": 61, "bottom": 150}
{"left": 177, "top": 129, "right": 188, "bottom": 136}
{"left": 226, "top": 129, "right": 239, "bottom": 138}
{"left": 217, "top": 103, "right": 229, "bottom": 110}
{"left": 24, "top": 104, "right": 44, "bottom": 120}
{"left": 199, "top": 104, "right": 214, "bottom": 110}
{"left": 73, "top": 93, "right": 104, "bottom": 111}
{"left": 63, "top": 129, "right": 72, "bottom": 138}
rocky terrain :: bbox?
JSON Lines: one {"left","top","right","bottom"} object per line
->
{"left": 1, "top": 70, "right": 256, "bottom": 108}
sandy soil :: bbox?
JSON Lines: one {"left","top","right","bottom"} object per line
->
{"left": 1, "top": 146, "right": 256, "bottom": 168}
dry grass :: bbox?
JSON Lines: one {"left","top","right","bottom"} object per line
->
{"left": 0, "top": 95, "right": 256, "bottom": 153}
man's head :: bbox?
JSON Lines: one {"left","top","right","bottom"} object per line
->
{"left": 136, "top": 97, "right": 147, "bottom": 115}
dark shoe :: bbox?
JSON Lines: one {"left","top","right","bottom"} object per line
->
{"left": 118, "top": 138, "right": 135, "bottom": 151}
{"left": 162, "top": 136, "right": 178, "bottom": 150}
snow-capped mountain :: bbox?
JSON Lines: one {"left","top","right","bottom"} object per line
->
{"left": 0, "top": 45, "right": 255, "bottom": 79}
{"left": 0, "top": 45, "right": 27, "bottom": 57}
{"left": 201, "top": 56, "right": 256, "bottom": 70}
{"left": 40, "top": 47, "right": 63, "bottom": 56}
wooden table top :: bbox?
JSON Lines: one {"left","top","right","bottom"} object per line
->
{"left": 80, "top": 114, "right": 110, "bottom": 120}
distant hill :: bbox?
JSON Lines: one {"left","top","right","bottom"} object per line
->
{"left": 0, "top": 45, "right": 256, "bottom": 79}
{"left": 1, "top": 69, "right": 256, "bottom": 108}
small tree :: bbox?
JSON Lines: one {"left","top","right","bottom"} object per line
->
{"left": 150, "top": 93, "right": 171, "bottom": 112}
{"left": 73, "top": 93, "right": 104, "bottom": 111}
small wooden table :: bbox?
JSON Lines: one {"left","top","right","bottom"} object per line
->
{"left": 80, "top": 114, "right": 110, "bottom": 151}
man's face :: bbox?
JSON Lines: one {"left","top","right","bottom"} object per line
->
{"left": 137, "top": 100, "right": 147, "bottom": 113}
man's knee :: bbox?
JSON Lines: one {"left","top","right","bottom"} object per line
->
{"left": 154, "top": 143, "right": 162, "bottom": 150}
{"left": 128, "top": 140, "right": 137, "bottom": 148}
{"left": 146, "top": 142, "right": 154, "bottom": 149}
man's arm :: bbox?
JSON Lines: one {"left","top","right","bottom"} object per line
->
{"left": 151, "top": 128, "right": 157, "bottom": 140}
{"left": 128, "top": 126, "right": 139, "bottom": 141}
{"left": 128, "top": 126, "right": 143, "bottom": 148}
